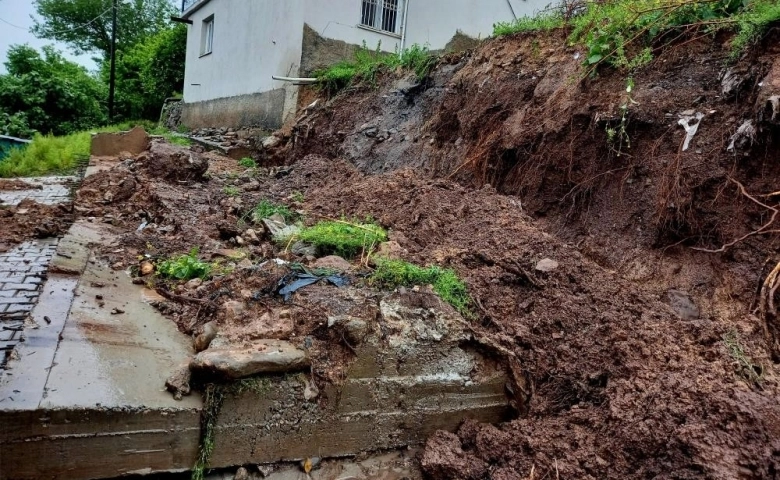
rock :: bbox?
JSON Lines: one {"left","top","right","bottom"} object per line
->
{"left": 312, "top": 255, "right": 352, "bottom": 272}
{"left": 257, "top": 465, "right": 274, "bottom": 477}
{"left": 165, "top": 362, "right": 192, "bottom": 400}
{"left": 144, "top": 141, "right": 208, "bottom": 182}
{"left": 328, "top": 315, "right": 369, "bottom": 344}
{"left": 244, "top": 228, "right": 259, "bottom": 243}
{"left": 667, "top": 289, "right": 700, "bottom": 320}
{"left": 223, "top": 300, "right": 247, "bottom": 322}
{"left": 235, "top": 236, "right": 245, "bottom": 246}
{"left": 535, "top": 258, "right": 559, "bottom": 272}
{"left": 261, "top": 135, "right": 281, "bottom": 149}
{"left": 194, "top": 321, "right": 218, "bottom": 352}
{"left": 303, "top": 377, "right": 319, "bottom": 401}
{"left": 234, "top": 467, "right": 250, "bottom": 480}
{"left": 374, "top": 241, "right": 406, "bottom": 262}
{"left": 214, "top": 249, "right": 246, "bottom": 259}
{"left": 140, "top": 260, "right": 154, "bottom": 276}
{"left": 238, "top": 258, "right": 253, "bottom": 269}
{"left": 185, "top": 277, "right": 202, "bottom": 290}
{"left": 191, "top": 340, "right": 310, "bottom": 379}
{"left": 291, "top": 241, "right": 316, "bottom": 256}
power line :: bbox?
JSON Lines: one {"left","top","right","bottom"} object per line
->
{"left": 0, "top": 6, "right": 114, "bottom": 35}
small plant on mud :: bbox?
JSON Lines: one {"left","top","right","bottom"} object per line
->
{"left": 222, "top": 185, "right": 240, "bottom": 197}
{"left": 292, "top": 220, "right": 387, "bottom": 259}
{"left": 291, "top": 190, "right": 305, "bottom": 203}
{"left": 371, "top": 259, "right": 473, "bottom": 318}
{"left": 605, "top": 77, "right": 636, "bottom": 157}
{"left": 723, "top": 330, "right": 763, "bottom": 385}
{"left": 493, "top": 10, "right": 565, "bottom": 36}
{"left": 238, "top": 157, "right": 256, "bottom": 168}
{"left": 157, "top": 248, "right": 212, "bottom": 280}
{"left": 251, "top": 199, "right": 297, "bottom": 223}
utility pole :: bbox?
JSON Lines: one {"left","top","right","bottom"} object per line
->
{"left": 108, "top": 0, "right": 118, "bottom": 123}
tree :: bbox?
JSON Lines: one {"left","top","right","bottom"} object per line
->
{"left": 0, "top": 45, "right": 106, "bottom": 137}
{"left": 31, "top": 0, "right": 176, "bottom": 58}
{"left": 104, "top": 23, "right": 186, "bottom": 121}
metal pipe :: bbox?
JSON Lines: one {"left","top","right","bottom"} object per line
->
{"left": 399, "top": 0, "right": 411, "bottom": 57}
{"left": 272, "top": 75, "right": 318, "bottom": 84}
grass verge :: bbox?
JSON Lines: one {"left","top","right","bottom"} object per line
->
{"left": 371, "top": 258, "right": 473, "bottom": 318}
{"left": 293, "top": 220, "right": 387, "bottom": 259}
{"left": 0, "top": 120, "right": 189, "bottom": 177}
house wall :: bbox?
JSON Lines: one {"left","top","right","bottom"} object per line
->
{"left": 181, "top": 0, "right": 552, "bottom": 129}
{"left": 181, "top": 0, "right": 306, "bottom": 129}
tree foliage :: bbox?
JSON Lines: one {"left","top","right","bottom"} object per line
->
{"left": 31, "top": 0, "right": 176, "bottom": 58}
{"left": 105, "top": 24, "right": 187, "bottom": 120}
{"left": 0, "top": 45, "right": 106, "bottom": 137}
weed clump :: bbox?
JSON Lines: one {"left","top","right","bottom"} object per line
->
{"left": 157, "top": 248, "right": 212, "bottom": 280}
{"left": 251, "top": 199, "right": 297, "bottom": 223}
{"left": 238, "top": 157, "right": 256, "bottom": 168}
{"left": 295, "top": 220, "right": 387, "bottom": 259}
{"left": 493, "top": 11, "right": 565, "bottom": 36}
{"left": 315, "top": 42, "right": 436, "bottom": 95}
{"left": 371, "top": 259, "right": 473, "bottom": 318}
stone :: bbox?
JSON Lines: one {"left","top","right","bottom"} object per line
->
{"left": 185, "top": 278, "right": 202, "bottom": 290}
{"left": 291, "top": 241, "right": 316, "bottom": 256}
{"left": 535, "top": 258, "right": 559, "bottom": 272}
{"left": 223, "top": 300, "right": 247, "bottom": 322}
{"left": 667, "top": 290, "right": 700, "bottom": 320}
{"left": 257, "top": 465, "right": 274, "bottom": 477}
{"left": 375, "top": 241, "right": 406, "bottom": 261}
{"left": 244, "top": 228, "right": 259, "bottom": 243}
{"left": 261, "top": 135, "right": 281, "bottom": 149}
{"left": 327, "top": 315, "right": 369, "bottom": 345}
{"left": 312, "top": 255, "right": 351, "bottom": 272}
{"left": 234, "top": 466, "right": 250, "bottom": 480}
{"left": 194, "top": 321, "right": 218, "bottom": 352}
{"left": 165, "top": 362, "right": 192, "bottom": 400}
{"left": 190, "top": 340, "right": 310, "bottom": 379}
{"left": 140, "top": 260, "right": 154, "bottom": 276}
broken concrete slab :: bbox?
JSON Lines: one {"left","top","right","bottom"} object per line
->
{"left": 90, "top": 126, "right": 149, "bottom": 156}
{"left": 191, "top": 340, "right": 310, "bottom": 379}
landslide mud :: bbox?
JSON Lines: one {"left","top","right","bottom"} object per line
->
{"left": 0, "top": 200, "right": 74, "bottom": 253}
{"left": 75, "top": 27, "right": 780, "bottom": 480}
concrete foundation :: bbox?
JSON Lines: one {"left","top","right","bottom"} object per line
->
{"left": 181, "top": 88, "right": 291, "bottom": 130}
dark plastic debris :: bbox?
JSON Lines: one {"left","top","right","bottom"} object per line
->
{"left": 277, "top": 272, "right": 349, "bottom": 300}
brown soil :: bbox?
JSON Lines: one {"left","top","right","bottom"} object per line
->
{"left": 75, "top": 26, "right": 780, "bottom": 480}
{"left": 0, "top": 179, "right": 42, "bottom": 191}
{"left": 0, "top": 200, "right": 74, "bottom": 253}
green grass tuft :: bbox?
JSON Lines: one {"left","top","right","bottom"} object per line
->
{"left": 315, "top": 42, "right": 436, "bottom": 95}
{"left": 0, "top": 131, "right": 90, "bottom": 177}
{"left": 222, "top": 185, "right": 240, "bottom": 197}
{"left": 251, "top": 199, "right": 297, "bottom": 223}
{"left": 493, "top": 11, "right": 565, "bottom": 36}
{"left": 371, "top": 259, "right": 473, "bottom": 318}
{"left": 294, "top": 220, "right": 387, "bottom": 259}
{"left": 238, "top": 157, "right": 257, "bottom": 168}
{"left": 157, "top": 248, "right": 212, "bottom": 280}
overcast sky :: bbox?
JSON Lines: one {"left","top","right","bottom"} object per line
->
{"left": 0, "top": 0, "right": 99, "bottom": 73}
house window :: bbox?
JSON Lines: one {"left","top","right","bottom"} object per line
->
{"left": 200, "top": 16, "right": 214, "bottom": 56}
{"left": 361, "top": 0, "right": 400, "bottom": 34}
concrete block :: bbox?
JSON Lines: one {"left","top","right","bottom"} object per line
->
{"left": 90, "top": 126, "right": 150, "bottom": 157}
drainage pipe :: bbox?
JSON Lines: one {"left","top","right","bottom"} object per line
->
{"left": 271, "top": 75, "right": 318, "bottom": 84}
{"left": 399, "top": 0, "right": 411, "bottom": 57}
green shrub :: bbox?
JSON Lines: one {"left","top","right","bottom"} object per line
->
{"left": 315, "top": 42, "right": 436, "bottom": 95}
{"left": 371, "top": 259, "right": 473, "bottom": 317}
{"left": 157, "top": 248, "right": 211, "bottom": 280}
{"left": 239, "top": 157, "right": 256, "bottom": 168}
{"left": 493, "top": 11, "right": 565, "bottom": 36}
{"left": 251, "top": 199, "right": 297, "bottom": 223}
{"left": 295, "top": 220, "right": 387, "bottom": 259}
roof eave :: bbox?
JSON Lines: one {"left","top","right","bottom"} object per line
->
{"left": 182, "top": 0, "right": 212, "bottom": 19}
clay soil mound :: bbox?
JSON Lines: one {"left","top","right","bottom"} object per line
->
{"left": 0, "top": 200, "right": 74, "bottom": 252}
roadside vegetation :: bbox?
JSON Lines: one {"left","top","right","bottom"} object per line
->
{"left": 493, "top": 0, "right": 780, "bottom": 70}
{"left": 315, "top": 43, "right": 436, "bottom": 95}
{"left": 0, "top": 121, "right": 185, "bottom": 177}
{"left": 371, "top": 259, "right": 473, "bottom": 317}
{"left": 156, "top": 248, "right": 212, "bottom": 281}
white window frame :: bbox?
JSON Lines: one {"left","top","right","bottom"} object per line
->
{"left": 200, "top": 15, "right": 214, "bottom": 56}
{"left": 360, "top": 0, "right": 402, "bottom": 36}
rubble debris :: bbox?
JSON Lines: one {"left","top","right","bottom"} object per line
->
{"left": 190, "top": 340, "right": 310, "bottom": 379}
{"left": 677, "top": 111, "right": 704, "bottom": 151}
{"left": 194, "top": 321, "right": 218, "bottom": 352}
{"left": 727, "top": 119, "right": 756, "bottom": 152}
{"left": 165, "top": 362, "right": 192, "bottom": 400}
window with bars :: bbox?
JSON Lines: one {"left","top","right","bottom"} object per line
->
{"left": 361, "top": 0, "right": 400, "bottom": 34}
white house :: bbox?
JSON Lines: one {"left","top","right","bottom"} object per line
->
{"left": 179, "top": 0, "right": 551, "bottom": 129}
